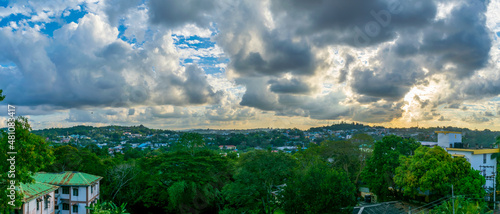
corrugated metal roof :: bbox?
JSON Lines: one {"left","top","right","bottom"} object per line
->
{"left": 17, "top": 182, "right": 58, "bottom": 202}
{"left": 34, "top": 171, "right": 102, "bottom": 186}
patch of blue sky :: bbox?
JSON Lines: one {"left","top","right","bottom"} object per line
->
{"left": 61, "top": 8, "right": 87, "bottom": 23}
{"left": 0, "top": 5, "right": 87, "bottom": 37}
{"left": 0, "top": 1, "right": 8, "bottom": 7}
{"left": 0, "top": 62, "right": 16, "bottom": 67}
{"left": 496, "top": 32, "right": 500, "bottom": 37}
{"left": 0, "top": 13, "right": 31, "bottom": 27}
{"left": 201, "top": 66, "right": 224, "bottom": 75}
{"left": 173, "top": 35, "right": 215, "bottom": 50}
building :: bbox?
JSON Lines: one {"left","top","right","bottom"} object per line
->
{"left": 34, "top": 171, "right": 103, "bottom": 214}
{"left": 435, "top": 131, "right": 498, "bottom": 192}
{"left": 16, "top": 182, "right": 59, "bottom": 214}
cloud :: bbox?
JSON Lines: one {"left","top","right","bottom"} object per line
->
{"left": 148, "top": 0, "right": 216, "bottom": 28}
{"left": 0, "top": 13, "right": 221, "bottom": 109}
{"left": 268, "top": 78, "right": 313, "bottom": 94}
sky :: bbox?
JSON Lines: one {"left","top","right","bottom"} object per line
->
{"left": 0, "top": 0, "right": 499, "bottom": 131}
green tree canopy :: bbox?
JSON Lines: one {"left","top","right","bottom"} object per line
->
{"left": 0, "top": 117, "right": 54, "bottom": 211}
{"left": 394, "top": 146, "right": 485, "bottom": 199}
{"left": 361, "top": 135, "right": 420, "bottom": 201}
{"left": 137, "top": 149, "right": 232, "bottom": 213}
{"left": 222, "top": 150, "right": 297, "bottom": 214}
{"left": 282, "top": 158, "right": 356, "bottom": 214}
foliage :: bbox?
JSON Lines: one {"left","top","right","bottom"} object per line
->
{"left": 136, "top": 149, "right": 232, "bottom": 213}
{"left": 87, "top": 200, "right": 130, "bottom": 214}
{"left": 429, "top": 196, "right": 490, "bottom": 214}
{"left": 395, "top": 146, "right": 485, "bottom": 199}
{"left": 222, "top": 150, "right": 297, "bottom": 214}
{"left": 0, "top": 117, "right": 55, "bottom": 211}
{"left": 0, "top": 89, "right": 4, "bottom": 101}
{"left": 282, "top": 158, "right": 356, "bottom": 214}
{"left": 361, "top": 135, "right": 420, "bottom": 201}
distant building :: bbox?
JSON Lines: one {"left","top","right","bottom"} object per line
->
{"left": 34, "top": 171, "right": 102, "bottom": 214}
{"left": 435, "top": 131, "right": 498, "bottom": 192}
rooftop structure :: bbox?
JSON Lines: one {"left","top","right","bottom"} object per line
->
{"left": 18, "top": 182, "right": 58, "bottom": 203}
{"left": 34, "top": 171, "right": 102, "bottom": 186}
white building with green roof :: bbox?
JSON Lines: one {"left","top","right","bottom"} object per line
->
{"left": 17, "top": 182, "right": 59, "bottom": 214}
{"left": 33, "top": 171, "right": 103, "bottom": 214}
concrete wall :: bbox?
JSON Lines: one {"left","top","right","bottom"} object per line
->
{"left": 23, "top": 191, "right": 55, "bottom": 214}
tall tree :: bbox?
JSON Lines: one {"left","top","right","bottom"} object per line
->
{"left": 0, "top": 89, "right": 4, "bottom": 101}
{"left": 394, "top": 146, "right": 485, "bottom": 199}
{"left": 222, "top": 150, "right": 297, "bottom": 214}
{"left": 283, "top": 158, "right": 356, "bottom": 214}
{"left": 0, "top": 117, "right": 55, "bottom": 211}
{"left": 361, "top": 135, "right": 420, "bottom": 201}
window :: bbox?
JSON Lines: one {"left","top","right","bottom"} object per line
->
{"left": 73, "top": 188, "right": 79, "bottom": 196}
{"left": 484, "top": 154, "right": 487, "bottom": 164}
{"left": 55, "top": 205, "right": 59, "bottom": 210}
{"left": 73, "top": 204, "right": 78, "bottom": 213}
{"left": 37, "top": 201, "right": 39, "bottom": 210}
{"left": 62, "top": 203, "right": 69, "bottom": 210}
{"left": 44, "top": 196, "right": 49, "bottom": 209}
{"left": 55, "top": 188, "right": 58, "bottom": 194}
{"left": 62, "top": 187, "right": 69, "bottom": 194}
{"left": 91, "top": 185, "right": 93, "bottom": 194}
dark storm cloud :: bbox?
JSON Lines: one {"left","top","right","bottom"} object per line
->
{"left": 276, "top": 92, "right": 349, "bottom": 120}
{"left": 417, "top": 1, "right": 491, "bottom": 77}
{"left": 351, "top": 101, "right": 404, "bottom": 123}
{"left": 148, "top": 0, "right": 216, "bottom": 28}
{"left": 237, "top": 78, "right": 280, "bottom": 111}
{"left": 338, "top": 54, "right": 354, "bottom": 83}
{"left": 230, "top": 33, "right": 316, "bottom": 76}
{"left": 268, "top": 78, "right": 312, "bottom": 94}
{"left": 270, "top": 0, "right": 437, "bottom": 47}
{"left": 351, "top": 59, "right": 424, "bottom": 101}
{"left": 104, "top": 0, "right": 141, "bottom": 25}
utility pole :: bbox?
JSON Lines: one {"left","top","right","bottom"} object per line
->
{"left": 452, "top": 184, "right": 455, "bottom": 214}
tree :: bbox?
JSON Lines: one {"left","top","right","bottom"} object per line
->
{"left": 361, "top": 135, "right": 420, "bottom": 201}
{"left": 87, "top": 200, "right": 130, "bottom": 214}
{"left": 0, "top": 89, "right": 4, "bottom": 101}
{"left": 222, "top": 150, "right": 297, "bottom": 214}
{"left": 137, "top": 149, "right": 232, "bottom": 213}
{"left": 176, "top": 133, "right": 205, "bottom": 156}
{"left": 282, "top": 158, "right": 356, "bottom": 214}
{"left": 429, "top": 196, "right": 490, "bottom": 214}
{"left": 0, "top": 117, "right": 55, "bottom": 211}
{"left": 394, "top": 146, "right": 485, "bottom": 199}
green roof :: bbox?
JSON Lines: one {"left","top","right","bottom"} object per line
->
{"left": 17, "top": 182, "right": 58, "bottom": 202}
{"left": 34, "top": 171, "right": 102, "bottom": 186}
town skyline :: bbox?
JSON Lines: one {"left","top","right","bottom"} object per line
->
{"left": 0, "top": 0, "right": 499, "bottom": 131}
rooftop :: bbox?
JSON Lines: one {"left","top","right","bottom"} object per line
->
{"left": 435, "top": 131, "right": 462, "bottom": 134}
{"left": 17, "top": 182, "right": 58, "bottom": 202}
{"left": 34, "top": 171, "right": 102, "bottom": 186}
{"left": 446, "top": 148, "right": 500, "bottom": 154}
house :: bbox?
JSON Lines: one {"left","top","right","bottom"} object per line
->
{"left": 34, "top": 171, "right": 102, "bottom": 214}
{"left": 435, "top": 131, "right": 499, "bottom": 192}
{"left": 16, "top": 182, "right": 59, "bottom": 214}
